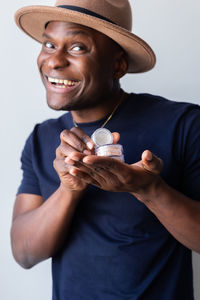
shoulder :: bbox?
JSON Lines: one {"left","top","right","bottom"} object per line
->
{"left": 133, "top": 92, "right": 199, "bottom": 109}
{"left": 35, "top": 111, "right": 71, "bottom": 133}
{"left": 22, "top": 112, "right": 72, "bottom": 152}
{"left": 30, "top": 112, "right": 71, "bottom": 140}
{"left": 128, "top": 92, "right": 200, "bottom": 120}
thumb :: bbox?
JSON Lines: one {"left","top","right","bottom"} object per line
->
{"left": 112, "top": 132, "right": 120, "bottom": 144}
{"left": 141, "top": 150, "right": 163, "bottom": 174}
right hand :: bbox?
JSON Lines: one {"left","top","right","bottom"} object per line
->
{"left": 53, "top": 127, "right": 95, "bottom": 191}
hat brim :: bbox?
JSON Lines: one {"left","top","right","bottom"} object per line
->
{"left": 15, "top": 5, "right": 156, "bottom": 73}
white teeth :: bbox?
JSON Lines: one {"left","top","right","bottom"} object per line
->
{"left": 48, "top": 77, "right": 77, "bottom": 86}
{"left": 48, "top": 77, "right": 55, "bottom": 83}
{"left": 55, "top": 85, "right": 67, "bottom": 89}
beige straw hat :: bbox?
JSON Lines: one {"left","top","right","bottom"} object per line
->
{"left": 15, "top": 0, "right": 156, "bottom": 73}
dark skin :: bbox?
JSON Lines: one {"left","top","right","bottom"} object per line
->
{"left": 37, "top": 21, "right": 127, "bottom": 120}
{"left": 11, "top": 21, "right": 200, "bottom": 269}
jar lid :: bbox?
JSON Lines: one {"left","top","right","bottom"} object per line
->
{"left": 91, "top": 128, "right": 113, "bottom": 146}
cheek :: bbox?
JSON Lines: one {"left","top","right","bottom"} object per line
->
{"left": 37, "top": 51, "right": 48, "bottom": 72}
{"left": 81, "top": 56, "right": 111, "bottom": 81}
{"left": 37, "top": 54, "right": 43, "bottom": 72}
{"left": 93, "top": 53, "right": 115, "bottom": 80}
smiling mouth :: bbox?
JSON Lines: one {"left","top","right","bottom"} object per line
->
{"left": 46, "top": 76, "right": 80, "bottom": 89}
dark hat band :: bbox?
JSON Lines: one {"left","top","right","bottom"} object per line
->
{"left": 57, "top": 5, "right": 116, "bottom": 25}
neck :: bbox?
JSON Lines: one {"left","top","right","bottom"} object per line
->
{"left": 71, "top": 89, "right": 126, "bottom": 124}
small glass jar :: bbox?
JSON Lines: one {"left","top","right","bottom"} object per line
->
{"left": 95, "top": 144, "right": 124, "bottom": 162}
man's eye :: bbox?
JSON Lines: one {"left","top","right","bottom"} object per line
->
{"left": 72, "top": 46, "right": 82, "bottom": 51}
{"left": 44, "top": 42, "right": 54, "bottom": 49}
{"left": 71, "top": 45, "right": 85, "bottom": 52}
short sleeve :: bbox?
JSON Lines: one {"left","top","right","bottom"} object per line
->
{"left": 17, "top": 129, "right": 41, "bottom": 196}
{"left": 175, "top": 106, "right": 200, "bottom": 200}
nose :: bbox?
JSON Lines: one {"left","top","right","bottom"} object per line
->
{"left": 47, "top": 50, "right": 69, "bottom": 70}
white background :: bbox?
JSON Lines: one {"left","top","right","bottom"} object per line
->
{"left": 1, "top": 0, "right": 200, "bottom": 299}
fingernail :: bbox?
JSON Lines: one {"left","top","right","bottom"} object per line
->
{"left": 86, "top": 142, "right": 94, "bottom": 150}
{"left": 69, "top": 167, "right": 76, "bottom": 176}
{"left": 65, "top": 157, "right": 74, "bottom": 165}
{"left": 68, "top": 153, "right": 79, "bottom": 162}
{"left": 83, "top": 149, "right": 91, "bottom": 155}
{"left": 83, "top": 157, "right": 90, "bottom": 164}
{"left": 146, "top": 152, "right": 153, "bottom": 162}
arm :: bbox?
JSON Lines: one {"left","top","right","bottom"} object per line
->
{"left": 130, "top": 151, "right": 200, "bottom": 253}
{"left": 137, "top": 179, "right": 200, "bottom": 253}
{"left": 67, "top": 149, "right": 200, "bottom": 253}
{"left": 11, "top": 128, "right": 95, "bottom": 269}
{"left": 11, "top": 188, "right": 82, "bottom": 269}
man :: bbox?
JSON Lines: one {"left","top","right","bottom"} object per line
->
{"left": 11, "top": 1, "right": 200, "bottom": 299}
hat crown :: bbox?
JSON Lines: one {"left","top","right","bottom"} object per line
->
{"left": 55, "top": 0, "right": 132, "bottom": 31}
{"left": 15, "top": 0, "right": 156, "bottom": 73}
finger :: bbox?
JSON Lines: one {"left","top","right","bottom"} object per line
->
{"left": 67, "top": 151, "right": 87, "bottom": 162}
{"left": 57, "top": 143, "right": 87, "bottom": 159}
{"left": 67, "top": 152, "right": 120, "bottom": 187}
{"left": 112, "top": 132, "right": 120, "bottom": 144}
{"left": 53, "top": 158, "right": 72, "bottom": 174}
{"left": 54, "top": 159, "right": 85, "bottom": 182}
{"left": 53, "top": 158, "right": 88, "bottom": 190}
{"left": 141, "top": 150, "right": 163, "bottom": 174}
{"left": 68, "top": 155, "right": 109, "bottom": 186}
{"left": 69, "top": 167, "right": 100, "bottom": 186}
{"left": 55, "top": 158, "right": 91, "bottom": 178}
{"left": 82, "top": 155, "right": 131, "bottom": 182}
{"left": 83, "top": 155, "right": 124, "bottom": 169}
{"left": 64, "top": 156, "right": 75, "bottom": 165}
{"left": 60, "top": 129, "right": 92, "bottom": 153}
{"left": 70, "top": 162, "right": 122, "bottom": 191}
{"left": 64, "top": 151, "right": 91, "bottom": 164}
{"left": 70, "top": 127, "right": 95, "bottom": 150}
{"left": 65, "top": 154, "right": 97, "bottom": 176}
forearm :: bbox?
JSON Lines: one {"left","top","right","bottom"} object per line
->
{"left": 11, "top": 185, "right": 82, "bottom": 269}
{"left": 133, "top": 179, "right": 200, "bottom": 253}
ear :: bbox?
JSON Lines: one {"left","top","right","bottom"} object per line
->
{"left": 114, "top": 51, "right": 128, "bottom": 80}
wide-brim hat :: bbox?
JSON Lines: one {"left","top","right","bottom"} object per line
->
{"left": 15, "top": 0, "right": 156, "bottom": 73}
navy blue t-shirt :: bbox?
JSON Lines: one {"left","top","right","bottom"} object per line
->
{"left": 17, "top": 93, "right": 200, "bottom": 300}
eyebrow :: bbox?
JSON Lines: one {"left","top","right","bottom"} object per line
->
{"left": 42, "top": 30, "right": 91, "bottom": 39}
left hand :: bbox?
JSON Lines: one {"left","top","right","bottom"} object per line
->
{"left": 66, "top": 149, "right": 163, "bottom": 200}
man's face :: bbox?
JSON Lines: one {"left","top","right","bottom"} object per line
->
{"left": 37, "top": 21, "right": 123, "bottom": 111}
